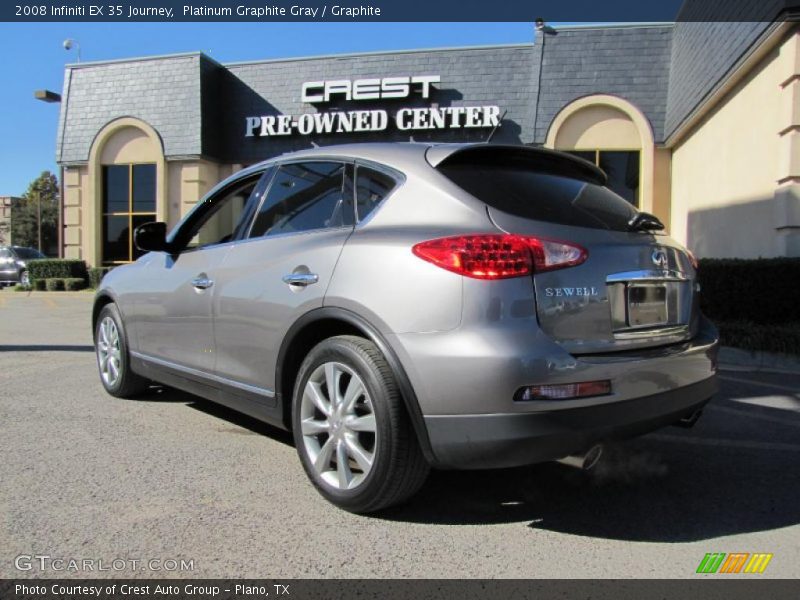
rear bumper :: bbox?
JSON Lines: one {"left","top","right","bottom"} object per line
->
{"left": 425, "top": 376, "right": 716, "bottom": 469}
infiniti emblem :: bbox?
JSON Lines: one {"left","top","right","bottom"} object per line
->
{"left": 651, "top": 248, "right": 668, "bottom": 268}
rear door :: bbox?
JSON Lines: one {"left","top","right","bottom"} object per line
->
{"left": 435, "top": 147, "right": 698, "bottom": 353}
{"left": 212, "top": 160, "right": 355, "bottom": 394}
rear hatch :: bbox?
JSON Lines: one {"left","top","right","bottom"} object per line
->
{"left": 430, "top": 145, "right": 699, "bottom": 354}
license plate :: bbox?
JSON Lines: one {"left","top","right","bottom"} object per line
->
{"left": 626, "top": 283, "right": 668, "bottom": 327}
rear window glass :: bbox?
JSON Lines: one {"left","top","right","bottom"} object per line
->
{"left": 438, "top": 164, "right": 638, "bottom": 231}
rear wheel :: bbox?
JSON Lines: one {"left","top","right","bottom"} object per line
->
{"left": 292, "top": 335, "right": 429, "bottom": 513}
{"left": 94, "top": 303, "right": 149, "bottom": 398}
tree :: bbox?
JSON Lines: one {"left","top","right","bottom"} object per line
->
{"left": 11, "top": 171, "right": 59, "bottom": 254}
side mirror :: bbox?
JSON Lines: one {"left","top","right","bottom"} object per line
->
{"left": 134, "top": 221, "right": 170, "bottom": 253}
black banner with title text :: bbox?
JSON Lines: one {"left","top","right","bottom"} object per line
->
{"left": 3, "top": 0, "right": 800, "bottom": 22}
{"left": 3, "top": 579, "right": 800, "bottom": 600}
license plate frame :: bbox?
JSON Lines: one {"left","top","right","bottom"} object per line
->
{"left": 626, "top": 282, "right": 668, "bottom": 328}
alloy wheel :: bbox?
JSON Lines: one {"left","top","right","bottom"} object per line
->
{"left": 300, "top": 361, "right": 377, "bottom": 490}
{"left": 97, "top": 316, "right": 122, "bottom": 387}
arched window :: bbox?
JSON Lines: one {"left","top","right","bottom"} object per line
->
{"left": 88, "top": 118, "right": 166, "bottom": 266}
{"left": 546, "top": 95, "right": 658, "bottom": 215}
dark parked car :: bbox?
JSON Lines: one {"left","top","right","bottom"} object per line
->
{"left": 93, "top": 143, "right": 719, "bottom": 513}
{"left": 0, "top": 246, "right": 46, "bottom": 286}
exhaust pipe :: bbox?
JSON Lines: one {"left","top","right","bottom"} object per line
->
{"left": 556, "top": 444, "right": 603, "bottom": 470}
{"left": 674, "top": 409, "right": 703, "bottom": 429}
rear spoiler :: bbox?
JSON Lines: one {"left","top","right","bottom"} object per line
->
{"left": 425, "top": 144, "right": 607, "bottom": 186}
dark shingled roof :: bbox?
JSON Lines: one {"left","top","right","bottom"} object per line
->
{"left": 55, "top": 14, "right": 789, "bottom": 165}
{"left": 532, "top": 24, "right": 673, "bottom": 143}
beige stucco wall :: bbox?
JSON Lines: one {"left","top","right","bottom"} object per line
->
{"left": 552, "top": 105, "right": 641, "bottom": 149}
{"left": 670, "top": 31, "right": 800, "bottom": 258}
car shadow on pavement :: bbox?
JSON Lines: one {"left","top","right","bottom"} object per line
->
{"left": 187, "top": 396, "right": 295, "bottom": 446}
{"left": 379, "top": 410, "right": 800, "bottom": 542}
{"left": 134, "top": 383, "right": 800, "bottom": 542}
{"left": 0, "top": 344, "right": 95, "bottom": 352}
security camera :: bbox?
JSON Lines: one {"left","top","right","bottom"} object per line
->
{"left": 63, "top": 39, "right": 73, "bottom": 50}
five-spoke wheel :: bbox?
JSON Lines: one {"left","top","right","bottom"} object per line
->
{"left": 292, "top": 335, "right": 429, "bottom": 513}
{"left": 300, "top": 361, "right": 377, "bottom": 491}
{"left": 94, "top": 303, "right": 149, "bottom": 398}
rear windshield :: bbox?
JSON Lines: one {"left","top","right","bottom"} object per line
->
{"left": 438, "top": 163, "right": 638, "bottom": 231}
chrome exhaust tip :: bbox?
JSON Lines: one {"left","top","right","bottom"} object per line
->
{"left": 556, "top": 444, "right": 603, "bottom": 471}
{"left": 674, "top": 409, "right": 703, "bottom": 429}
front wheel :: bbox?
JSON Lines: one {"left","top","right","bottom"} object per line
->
{"left": 94, "top": 303, "right": 149, "bottom": 398}
{"left": 292, "top": 335, "right": 429, "bottom": 513}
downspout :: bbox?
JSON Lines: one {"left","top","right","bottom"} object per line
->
{"left": 57, "top": 67, "right": 72, "bottom": 259}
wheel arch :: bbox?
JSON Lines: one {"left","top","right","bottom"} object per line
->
{"left": 92, "top": 292, "right": 117, "bottom": 330}
{"left": 276, "top": 307, "right": 436, "bottom": 464}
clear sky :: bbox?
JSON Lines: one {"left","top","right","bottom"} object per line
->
{"left": 0, "top": 22, "right": 539, "bottom": 196}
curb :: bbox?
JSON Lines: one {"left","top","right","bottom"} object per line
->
{"left": 0, "top": 290, "right": 95, "bottom": 298}
{"left": 718, "top": 346, "right": 800, "bottom": 375}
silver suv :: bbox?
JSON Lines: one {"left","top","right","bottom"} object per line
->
{"left": 93, "top": 143, "right": 718, "bottom": 512}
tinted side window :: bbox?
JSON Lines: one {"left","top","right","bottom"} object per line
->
{"left": 356, "top": 165, "right": 396, "bottom": 222}
{"left": 249, "top": 162, "right": 352, "bottom": 238}
{"left": 438, "top": 164, "right": 637, "bottom": 231}
{"left": 172, "top": 174, "right": 263, "bottom": 252}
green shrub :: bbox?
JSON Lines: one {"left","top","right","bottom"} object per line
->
{"left": 12, "top": 284, "right": 32, "bottom": 292}
{"left": 697, "top": 258, "right": 800, "bottom": 325}
{"left": 45, "top": 278, "right": 65, "bottom": 292}
{"left": 64, "top": 277, "right": 87, "bottom": 291}
{"left": 716, "top": 321, "right": 800, "bottom": 355}
{"left": 88, "top": 266, "right": 113, "bottom": 289}
{"left": 28, "top": 259, "right": 88, "bottom": 284}
{"left": 32, "top": 278, "right": 46, "bottom": 291}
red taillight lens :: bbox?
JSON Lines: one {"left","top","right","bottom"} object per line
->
{"left": 412, "top": 234, "right": 587, "bottom": 280}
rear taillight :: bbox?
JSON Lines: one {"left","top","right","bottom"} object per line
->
{"left": 412, "top": 234, "right": 587, "bottom": 280}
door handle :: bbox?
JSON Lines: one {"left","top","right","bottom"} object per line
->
{"left": 191, "top": 276, "right": 214, "bottom": 290}
{"left": 282, "top": 273, "right": 319, "bottom": 287}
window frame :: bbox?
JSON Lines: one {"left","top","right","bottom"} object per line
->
{"left": 101, "top": 162, "right": 158, "bottom": 265}
{"left": 353, "top": 160, "right": 405, "bottom": 226}
{"left": 566, "top": 148, "right": 641, "bottom": 208}
{"left": 167, "top": 168, "right": 272, "bottom": 255}
{"left": 244, "top": 158, "right": 357, "bottom": 241}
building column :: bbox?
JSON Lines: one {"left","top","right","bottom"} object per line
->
{"left": 775, "top": 31, "right": 800, "bottom": 256}
{"left": 62, "top": 167, "right": 85, "bottom": 260}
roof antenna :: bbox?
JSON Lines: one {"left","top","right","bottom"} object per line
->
{"left": 484, "top": 109, "right": 507, "bottom": 143}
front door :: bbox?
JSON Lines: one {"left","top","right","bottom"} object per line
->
{"left": 133, "top": 171, "right": 268, "bottom": 373}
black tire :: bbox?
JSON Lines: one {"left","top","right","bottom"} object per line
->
{"left": 292, "top": 335, "right": 429, "bottom": 513}
{"left": 94, "top": 303, "right": 150, "bottom": 398}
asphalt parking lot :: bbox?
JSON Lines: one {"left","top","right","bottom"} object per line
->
{"left": 1, "top": 291, "right": 799, "bottom": 579}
